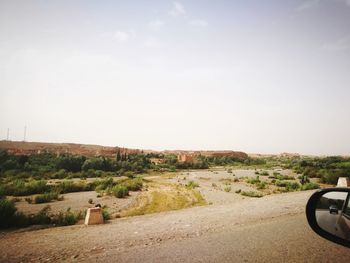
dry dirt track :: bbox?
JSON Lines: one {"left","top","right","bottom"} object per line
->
{"left": 1, "top": 190, "right": 349, "bottom": 263}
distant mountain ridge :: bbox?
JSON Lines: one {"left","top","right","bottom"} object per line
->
{"left": 0, "top": 140, "right": 248, "bottom": 159}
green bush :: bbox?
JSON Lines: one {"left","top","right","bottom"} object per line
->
{"left": 34, "top": 192, "right": 59, "bottom": 204}
{"left": 224, "top": 186, "right": 231, "bottom": 192}
{"left": 247, "top": 176, "right": 260, "bottom": 184}
{"left": 55, "top": 180, "right": 93, "bottom": 194}
{"left": 0, "top": 198, "right": 17, "bottom": 228}
{"left": 0, "top": 186, "right": 5, "bottom": 199}
{"left": 25, "top": 197, "right": 32, "bottom": 204}
{"left": 320, "top": 170, "right": 350, "bottom": 185}
{"left": 123, "top": 178, "right": 143, "bottom": 191}
{"left": 186, "top": 181, "right": 199, "bottom": 189}
{"left": 30, "top": 205, "right": 51, "bottom": 225}
{"left": 256, "top": 181, "right": 267, "bottom": 190}
{"left": 124, "top": 171, "right": 135, "bottom": 178}
{"left": 94, "top": 178, "right": 115, "bottom": 192}
{"left": 275, "top": 180, "right": 300, "bottom": 192}
{"left": 301, "top": 182, "right": 319, "bottom": 191}
{"left": 285, "top": 182, "right": 300, "bottom": 192}
{"left": 240, "top": 191, "right": 263, "bottom": 198}
{"left": 275, "top": 180, "right": 288, "bottom": 187}
{"left": 102, "top": 208, "right": 110, "bottom": 221}
{"left": 6, "top": 180, "right": 49, "bottom": 196}
{"left": 52, "top": 208, "right": 80, "bottom": 226}
{"left": 112, "top": 185, "right": 129, "bottom": 198}
{"left": 0, "top": 200, "right": 82, "bottom": 228}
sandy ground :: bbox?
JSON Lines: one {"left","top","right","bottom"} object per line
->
{"left": 14, "top": 191, "right": 140, "bottom": 217}
{"left": 9, "top": 169, "right": 305, "bottom": 216}
{"left": 169, "top": 169, "right": 298, "bottom": 205}
{"left": 2, "top": 169, "right": 345, "bottom": 262}
{"left": 1, "top": 190, "right": 349, "bottom": 262}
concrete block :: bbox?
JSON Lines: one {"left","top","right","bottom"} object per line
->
{"left": 337, "top": 177, "right": 350, "bottom": 187}
{"left": 85, "top": 207, "right": 104, "bottom": 225}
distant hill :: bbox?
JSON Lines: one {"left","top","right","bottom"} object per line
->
{"left": 0, "top": 140, "right": 143, "bottom": 157}
{"left": 0, "top": 140, "right": 248, "bottom": 159}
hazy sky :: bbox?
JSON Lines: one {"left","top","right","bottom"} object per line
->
{"left": 1, "top": 0, "right": 350, "bottom": 155}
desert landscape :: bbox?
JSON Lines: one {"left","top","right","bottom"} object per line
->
{"left": 1, "top": 141, "right": 350, "bottom": 262}
{"left": 2, "top": 1, "right": 350, "bottom": 261}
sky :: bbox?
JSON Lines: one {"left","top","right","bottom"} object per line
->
{"left": 0, "top": 0, "right": 350, "bottom": 155}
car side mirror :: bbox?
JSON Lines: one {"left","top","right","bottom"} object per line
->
{"left": 306, "top": 188, "right": 350, "bottom": 248}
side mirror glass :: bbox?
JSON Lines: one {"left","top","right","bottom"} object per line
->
{"left": 306, "top": 188, "right": 350, "bottom": 248}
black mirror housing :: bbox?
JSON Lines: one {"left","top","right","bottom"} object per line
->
{"left": 306, "top": 188, "right": 350, "bottom": 248}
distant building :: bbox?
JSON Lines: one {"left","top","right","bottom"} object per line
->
{"left": 177, "top": 154, "right": 194, "bottom": 163}
{"left": 150, "top": 158, "right": 164, "bottom": 165}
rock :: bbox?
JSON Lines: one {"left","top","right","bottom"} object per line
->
{"left": 84, "top": 207, "right": 104, "bottom": 225}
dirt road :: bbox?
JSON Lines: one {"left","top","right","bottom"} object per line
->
{"left": 1, "top": 190, "right": 349, "bottom": 262}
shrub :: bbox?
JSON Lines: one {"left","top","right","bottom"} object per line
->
{"left": 274, "top": 174, "right": 295, "bottom": 181}
{"left": 224, "top": 186, "right": 231, "bottom": 192}
{"left": 275, "top": 180, "right": 300, "bottom": 191}
{"left": 102, "top": 208, "right": 110, "bottom": 221}
{"left": 256, "top": 181, "right": 267, "bottom": 190}
{"left": 0, "top": 186, "right": 5, "bottom": 199}
{"left": 260, "top": 171, "right": 269, "bottom": 176}
{"left": 124, "top": 171, "right": 134, "bottom": 178}
{"left": 240, "top": 191, "right": 263, "bottom": 198}
{"left": 52, "top": 208, "right": 80, "bottom": 226}
{"left": 34, "top": 192, "right": 59, "bottom": 204}
{"left": 235, "top": 189, "right": 241, "bottom": 194}
{"left": 227, "top": 168, "right": 232, "bottom": 173}
{"left": 55, "top": 180, "right": 93, "bottom": 194}
{"left": 220, "top": 178, "right": 232, "bottom": 185}
{"left": 247, "top": 176, "right": 260, "bottom": 184}
{"left": 212, "top": 183, "right": 217, "bottom": 187}
{"left": 186, "top": 181, "right": 199, "bottom": 189}
{"left": 30, "top": 205, "right": 52, "bottom": 225}
{"left": 11, "top": 197, "right": 21, "bottom": 202}
{"left": 123, "top": 178, "right": 143, "bottom": 191}
{"left": 320, "top": 170, "right": 349, "bottom": 185}
{"left": 233, "top": 178, "right": 239, "bottom": 182}
{"left": 285, "top": 182, "right": 300, "bottom": 192}
{"left": 273, "top": 171, "right": 281, "bottom": 176}
{"left": 7, "top": 180, "right": 49, "bottom": 196}
{"left": 88, "top": 198, "right": 93, "bottom": 204}
{"left": 112, "top": 185, "right": 129, "bottom": 198}
{"left": 25, "top": 197, "right": 32, "bottom": 204}
{"left": 301, "top": 182, "right": 319, "bottom": 191}
{"left": 0, "top": 198, "right": 17, "bottom": 228}
{"left": 275, "top": 180, "right": 287, "bottom": 187}
{"left": 94, "top": 178, "right": 115, "bottom": 192}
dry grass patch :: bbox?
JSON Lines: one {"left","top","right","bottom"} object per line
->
{"left": 219, "top": 178, "right": 235, "bottom": 185}
{"left": 121, "top": 184, "right": 206, "bottom": 217}
{"left": 199, "top": 177, "right": 211, "bottom": 181}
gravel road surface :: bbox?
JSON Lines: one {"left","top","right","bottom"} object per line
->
{"left": 1, "top": 190, "right": 349, "bottom": 262}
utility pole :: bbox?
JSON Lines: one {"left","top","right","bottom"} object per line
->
{"left": 6, "top": 128, "right": 9, "bottom": 141}
{"left": 23, "top": 125, "right": 27, "bottom": 142}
